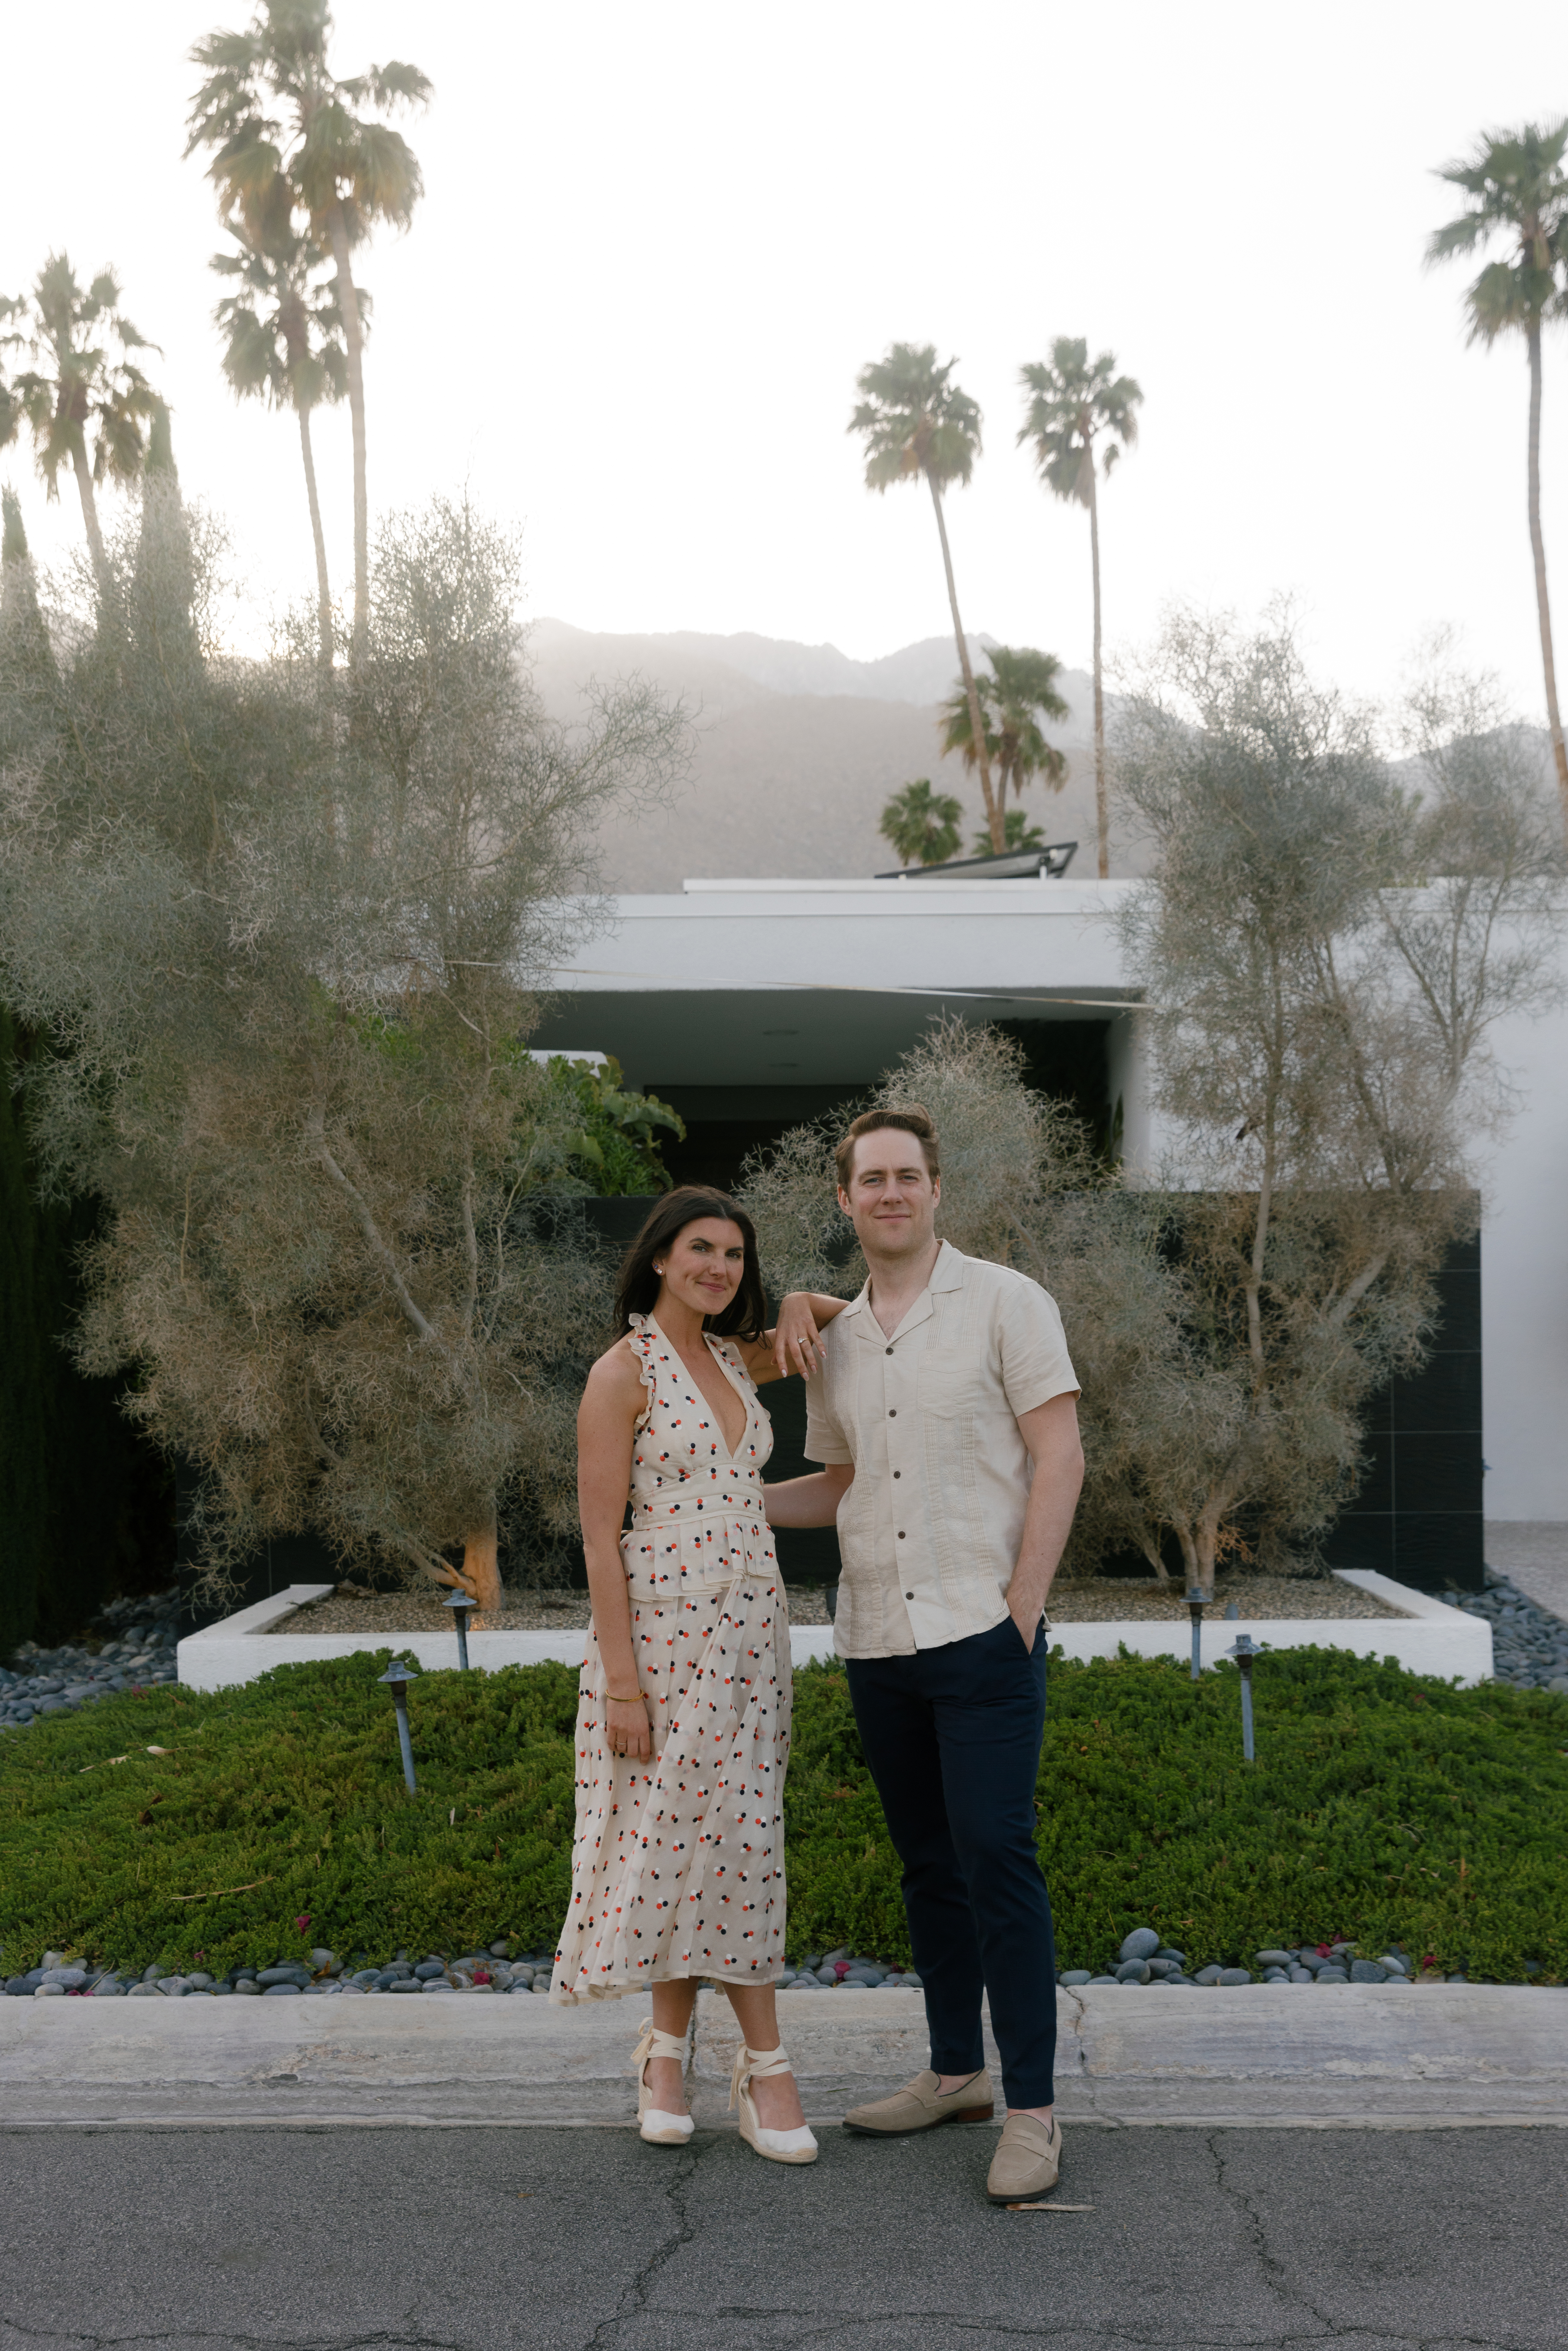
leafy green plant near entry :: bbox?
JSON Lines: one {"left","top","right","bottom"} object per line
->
{"left": 0, "top": 1650, "right": 1563, "bottom": 1982}
{"left": 539, "top": 1054, "right": 685, "bottom": 1196}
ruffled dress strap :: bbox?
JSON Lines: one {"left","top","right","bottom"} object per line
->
{"left": 707, "top": 1331, "right": 757, "bottom": 1391}
{"left": 625, "top": 1313, "right": 660, "bottom": 1434}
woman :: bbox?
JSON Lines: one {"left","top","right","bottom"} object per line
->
{"left": 551, "top": 1186, "right": 846, "bottom": 2165}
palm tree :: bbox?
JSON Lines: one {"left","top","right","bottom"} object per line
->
{"left": 850, "top": 344, "right": 1003, "bottom": 846}
{"left": 1429, "top": 122, "right": 1568, "bottom": 828}
{"left": 1018, "top": 338, "right": 1142, "bottom": 877}
{"left": 970, "top": 809, "right": 1046, "bottom": 856}
{"left": 211, "top": 191, "right": 351, "bottom": 673}
{"left": 187, "top": 0, "right": 430, "bottom": 663}
{"left": 941, "top": 643, "right": 1069, "bottom": 813}
{"left": 880, "top": 777, "right": 965, "bottom": 867}
{"left": 7, "top": 256, "right": 161, "bottom": 595}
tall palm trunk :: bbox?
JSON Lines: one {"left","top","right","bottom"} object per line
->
{"left": 296, "top": 403, "right": 334, "bottom": 677}
{"left": 926, "top": 469, "right": 1001, "bottom": 849}
{"left": 1526, "top": 319, "right": 1568, "bottom": 827}
{"left": 1087, "top": 459, "right": 1110, "bottom": 879}
{"left": 69, "top": 440, "right": 110, "bottom": 597}
{"left": 324, "top": 202, "right": 369, "bottom": 666}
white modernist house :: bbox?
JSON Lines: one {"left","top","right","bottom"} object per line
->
{"left": 528, "top": 871, "right": 1568, "bottom": 1535}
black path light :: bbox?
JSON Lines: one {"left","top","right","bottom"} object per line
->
{"left": 444, "top": 1587, "right": 476, "bottom": 1671}
{"left": 378, "top": 1657, "right": 420, "bottom": 1791}
{"left": 1183, "top": 1588, "right": 1206, "bottom": 1681}
{"left": 1228, "top": 1631, "right": 1260, "bottom": 1762}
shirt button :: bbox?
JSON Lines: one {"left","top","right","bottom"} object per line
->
{"left": 885, "top": 1346, "right": 893, "bottom": 1355}
{"left": 898, "top": 1530, "right": 906, "bottom": 1539}
{"left": 888, "top": 1408, "right": 896, "bottom": 1417}
{"left": 905, "top": 1591, "right": 915, "bottom": 1599}
{"left": 893, "top": 1470, "right": 901, "bottom": 1479}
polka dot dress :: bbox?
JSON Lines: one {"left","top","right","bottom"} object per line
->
{"left": 551, "top": 1313, "right": 792, "bottom": 2004}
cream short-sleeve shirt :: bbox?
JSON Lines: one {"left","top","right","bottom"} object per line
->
{"left": 803, "top": 1240, "right": 1080, "bottom": 1659}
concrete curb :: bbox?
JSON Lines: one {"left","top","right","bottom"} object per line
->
{"left": 2, "top": 1984, "right": 1563, "bottom": 2130}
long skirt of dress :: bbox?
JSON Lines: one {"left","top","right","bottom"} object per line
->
{"left": 551, "top": 1538, "right": 792, "bottom": 2003}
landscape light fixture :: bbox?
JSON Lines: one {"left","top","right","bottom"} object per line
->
{"left": 377, "top": 1657, "right": 420, "bottom": 1791}
{"left": 1183, "top": 1588, "right": 1206, "bottom": 1681}
{"left": 443, "top": 1586, "right": 475, "bottom": 1671}
{"left": 1228, "top": 1632, "right": 1260, "bottom": 1763}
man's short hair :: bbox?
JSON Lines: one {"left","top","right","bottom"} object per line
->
{"left": 834, "top": 1105, "right": 941, "bottom": 1191}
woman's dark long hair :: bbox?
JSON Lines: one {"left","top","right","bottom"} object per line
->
{"left": 612, "top": 1187, "right": 767, "bottom": 1342}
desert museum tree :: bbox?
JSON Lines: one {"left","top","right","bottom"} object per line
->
{"left": 0, "top": 482, "right": 689, "bottom": 1614}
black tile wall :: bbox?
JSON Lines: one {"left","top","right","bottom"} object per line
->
{"left": 1323, "top": 1229, "right": 1484, "bottom": 1593}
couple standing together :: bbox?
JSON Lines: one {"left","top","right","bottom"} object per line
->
{"left": 551, "top": 1104, "right": 1084, "bottom": 2205}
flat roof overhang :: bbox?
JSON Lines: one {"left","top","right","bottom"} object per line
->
{"left": 530, "top": 879, "right": 1145, "bottom": 1088}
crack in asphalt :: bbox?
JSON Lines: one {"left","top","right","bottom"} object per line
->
{"left": 575, "top": 2136, "right": 704, "bottom": 2351}
{"left": 0, "top": 2326, "right": 466, "bottom": 2351}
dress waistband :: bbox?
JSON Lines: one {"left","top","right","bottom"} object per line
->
{"left": 628, "top": 1497, "right": 766, "bottom": 1525}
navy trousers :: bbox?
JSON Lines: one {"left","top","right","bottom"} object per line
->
{"left": 846, "top": 1613, "right": 1056, "bottom": 2109}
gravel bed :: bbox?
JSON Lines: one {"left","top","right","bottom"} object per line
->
{"left": 1045, "top": 1574, "right": 1404, "bottom": 1622}
{"left": 274, "top": 1583, "right": 835, "bottom": 1633}
{"left": 277, "top": 1574, "right": 1404, "bottom": 1637}
{"left": 1454, "top": 1568, "right": 1568, "bottom": 1693}
{"left": 7, "top": 1922, "right": 1547, "bottom": 1999}
{"left": 0, "top": 1590, "right": 182, "bottom": 1739}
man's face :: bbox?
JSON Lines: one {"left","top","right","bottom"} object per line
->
{"left": 838, "top": 1130, "right": 940, "bottom": 1262}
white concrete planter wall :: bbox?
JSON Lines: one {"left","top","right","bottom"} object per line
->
{"left": 176, "top": 1568, "right": 1491, "bottom": 1693}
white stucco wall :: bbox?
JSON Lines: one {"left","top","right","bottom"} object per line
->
{"left": 1471, "top": 966, "right": 1568, "bottom": 1520}
{"left": 540, "top": 877, "right": 1568, "bottom": 1521}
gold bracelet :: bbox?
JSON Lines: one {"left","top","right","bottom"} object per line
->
{"left": 604, "top": 1687, "right": 643, "bottom": 1705}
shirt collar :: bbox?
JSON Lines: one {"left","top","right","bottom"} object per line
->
{"left": 851, "top": 1239, "right": 966, "bottom": 1341}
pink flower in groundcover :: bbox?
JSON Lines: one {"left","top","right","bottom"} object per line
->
{"left": 296, "top": 1915, "right": 311, "bottom": 1934}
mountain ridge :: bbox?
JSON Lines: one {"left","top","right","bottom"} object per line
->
{"left": 527, "top": 619, "right": 1148, "bottom": 888}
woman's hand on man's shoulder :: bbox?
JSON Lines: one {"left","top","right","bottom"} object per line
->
{"left": 768, "top": 1293, "right": 831, "bottom": 1383}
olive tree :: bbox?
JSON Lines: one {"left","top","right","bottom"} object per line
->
{"left": 0, "top": 489, "right": 689, "bottom": 1610}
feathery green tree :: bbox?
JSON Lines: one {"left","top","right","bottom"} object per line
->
{"left": 1429, "top": 121, "right": 1568, "bottom": 828}
{"left": 0, "top": 494, "right": 690, "bottom": 1616}
{"left": 850, "top": 344, "right": 1003, "bottom": 847}
{"left": 211, "top": 183, "right": 351, "bottom": 673}
{"left": 4, "top": 257, "right": 161, "bottom": 594}
{"left": 1018, "top": 339, "right": 1142, "bottom": 879}
{"left": 878, "top": 776, "right": 964, "bottom": 868}
{"left": 187, "top": 0, "right": 430, "bottom": 663}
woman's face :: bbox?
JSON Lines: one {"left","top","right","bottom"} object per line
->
{"left": 653, "top": 1217, "right": 747, "bottom": 1322}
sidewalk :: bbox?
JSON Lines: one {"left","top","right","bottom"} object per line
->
{"left": 3, "top": 1983, "right": 1564, "bottom": 2129}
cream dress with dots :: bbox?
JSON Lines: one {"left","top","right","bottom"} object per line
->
{"left": 551, "top": 1313, "right": 791, "bottom": 2003}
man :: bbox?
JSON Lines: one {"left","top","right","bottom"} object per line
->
{"left": 776, "top": 1104, "right": 1082, "bottom": 2204}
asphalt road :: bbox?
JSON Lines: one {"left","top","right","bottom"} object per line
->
{"left": 1, "top": 2121, "right": 1562, "bottom": 2350}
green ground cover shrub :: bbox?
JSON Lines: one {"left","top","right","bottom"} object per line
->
{"left": 1, "top": 1649, "right": 1563, "bottom": 1981}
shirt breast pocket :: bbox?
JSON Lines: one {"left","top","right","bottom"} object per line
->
{"left": 916, "top": 1363, "right": 982, "bottom": 1419}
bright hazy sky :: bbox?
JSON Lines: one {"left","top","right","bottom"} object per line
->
{"left": 6, "top": 0, "right": 1568, "bottom": 717}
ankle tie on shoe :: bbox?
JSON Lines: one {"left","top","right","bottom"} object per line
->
{"left": 633, "top": 2019, "right": 691, "bottom": 2073}
{"left": 729, "top": 2041, "right": 794, "bottom": 2110}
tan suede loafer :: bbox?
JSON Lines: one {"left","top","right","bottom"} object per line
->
{"left": 843, "top": 2068, "right": 995, "bottom": 2135}
{"left": 985, "top": 2112, "right": 1062, "bottom": 2203}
